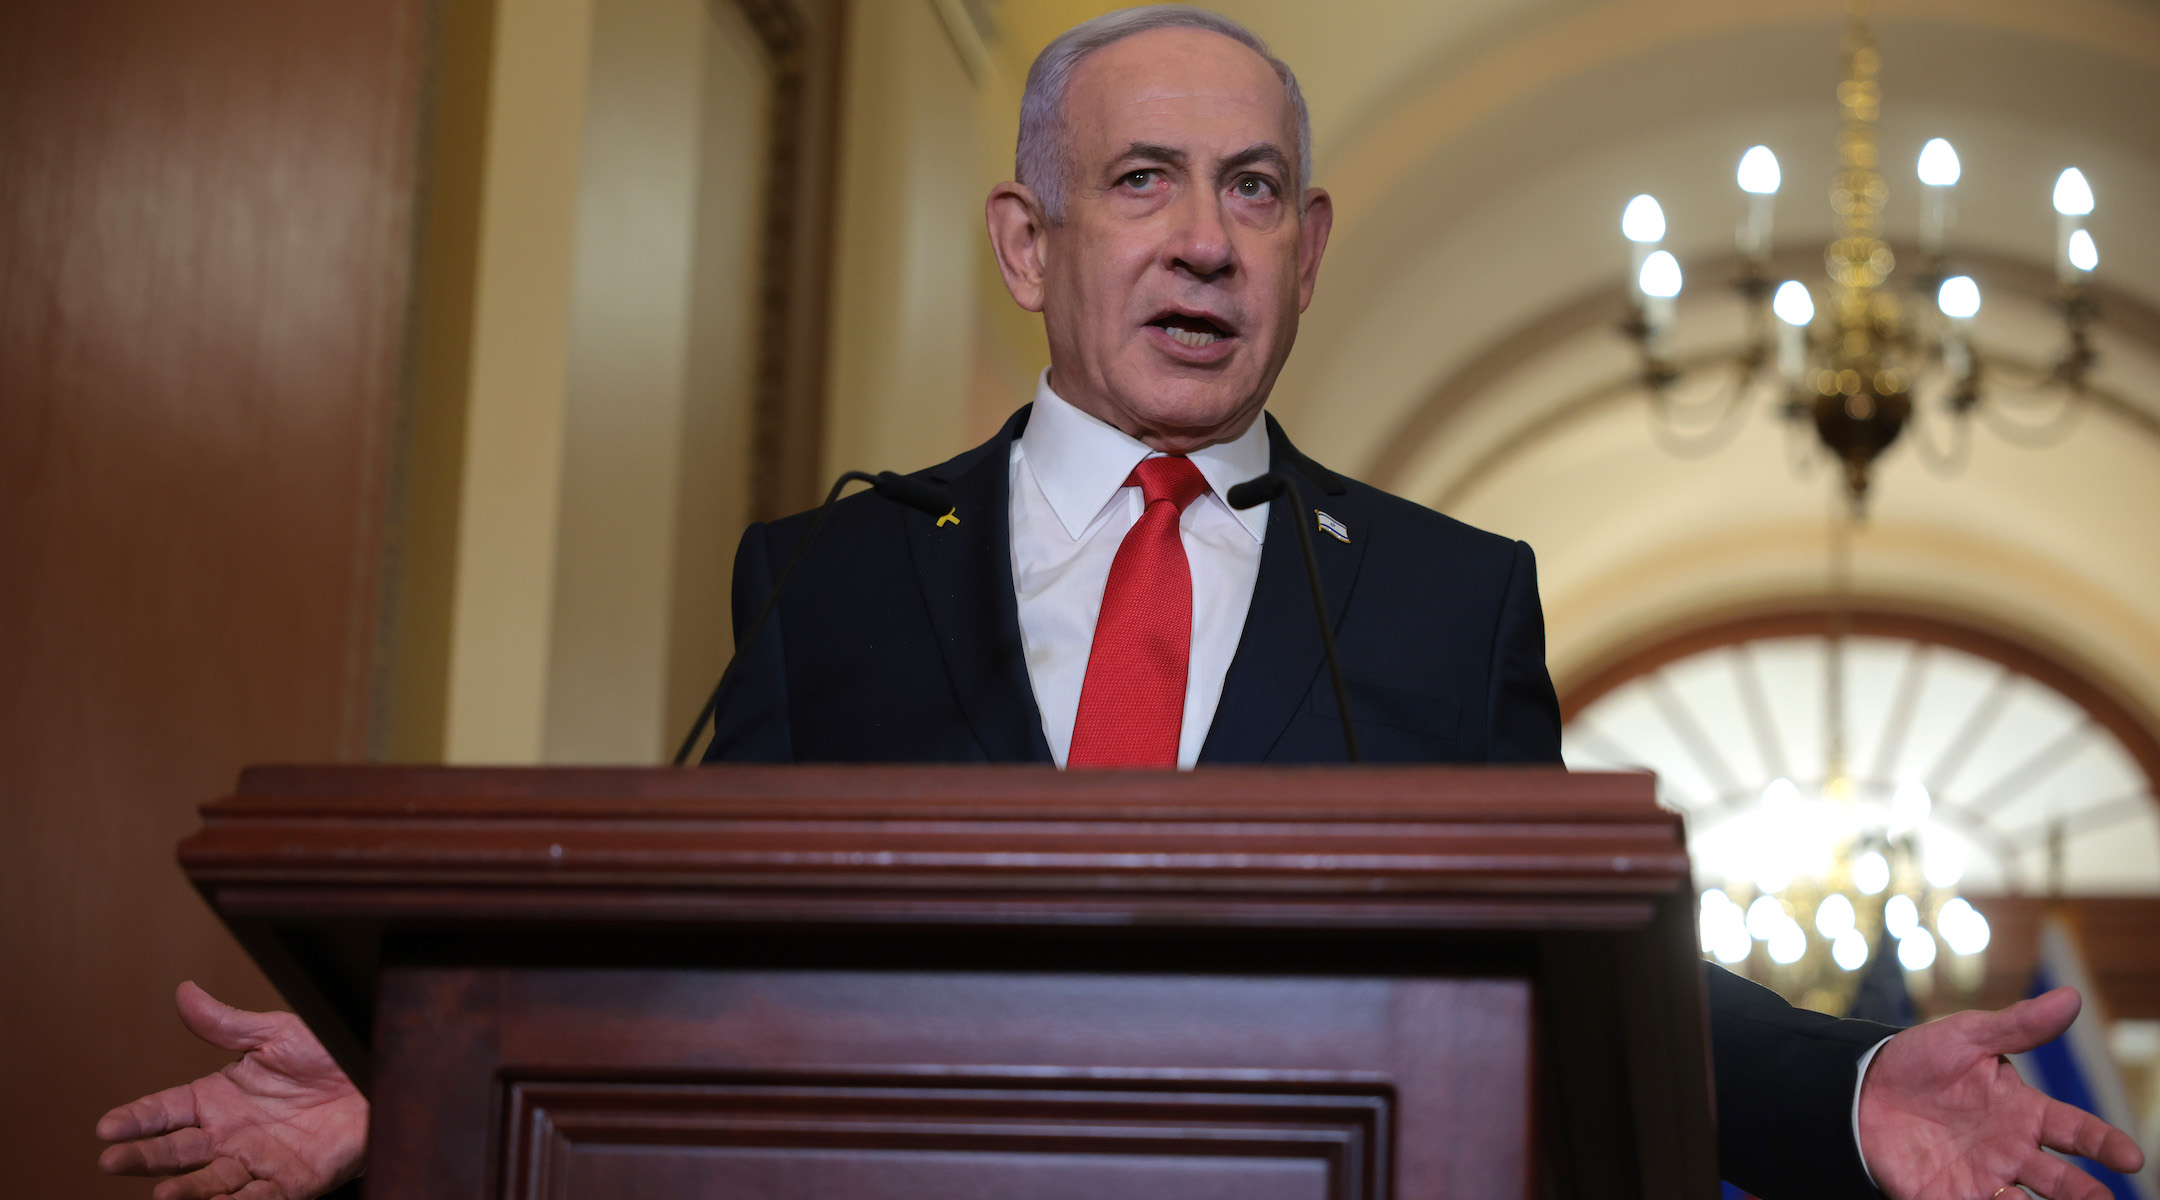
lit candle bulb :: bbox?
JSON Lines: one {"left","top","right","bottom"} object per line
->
{"left": 1639, "top": 249, "right": 1683, "bottom": 349}
{"left": 1916, "top": 138, "right": 1959, "bottom": 259}
{"left": 1623, "top": 194, "right": 1666, "bottom": 307}
{"left": 1736, "top": 146, "right": 1780, "bottom": 263}
{"left": 1772, "top": 280, "right": 1814, "bottom": 383}
{"left": 2067, "top": 228, "right": 2098, "bottom": 274}
{"left": 2053, "top": 168, "right": 2094, "bottom": 285}
{"left": 1938, "top": 274, "right": 1981, "bottom": 380}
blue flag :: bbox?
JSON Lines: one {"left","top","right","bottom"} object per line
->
{"left": 2011, "top": 915, "right": 2155, "bottom": 1200}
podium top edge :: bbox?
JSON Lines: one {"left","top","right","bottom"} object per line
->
{"left": 220, "top": 763, "right": 1662, "bottom": 819}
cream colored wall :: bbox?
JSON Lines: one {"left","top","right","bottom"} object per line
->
{"left": 415, "top": 0, "right": 998, "bottom": 764}
{"left": 966, "top": 11, "right": 1049, "bottom": 441}
{"left": 822, "top": 0, "right": 983, "bottom": 480}
{"left": 665, "top": 17, "right": 771, "bottom": 749}
{"left": 440, "top": 0, "right": 595, "bottom": 763}
{"left": 408, "top": 0, "right": 766, "bottom": 766}
{"left": 543, "top": 0, "right": 766, "bottom": 763}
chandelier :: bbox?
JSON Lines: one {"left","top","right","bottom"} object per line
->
{"left": 1693, "top": 776, "right": 1995, "bottom": 1013}
{"left": 1691, "top": 510, "right": 1992, "bottom": 1013}
{"left": 1617, "top": 1, "right": 2101, "bottom": 515}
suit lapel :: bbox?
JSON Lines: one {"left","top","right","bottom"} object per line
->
{"left": 1199, "top": 416, "right": 1369, "bottom": 763}
{"left": 903, "top": 407, "right": 1054, "bottom": 763}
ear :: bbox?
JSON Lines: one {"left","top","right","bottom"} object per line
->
{"left": 986, "top": 182, "right": 1052, "bottom": 313}
{"left": 1295, "top": 187, "right": 1333, "bottom": 313}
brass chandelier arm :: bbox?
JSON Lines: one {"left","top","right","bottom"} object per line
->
{"left": 1651, "top": 346, "right": 1766, "bottom": 421}
{"left": 1430, "top": 342, "right": 1777, "bottom": 510}
{"left": 1644, "top": 361, "right": 1766, "bottom": 459}
{"left": 1977, "top": 348, "right": 2095, "bottom": 396}
{"left": 1371, "top": 246, "right": 2160, "bottom": 501}
{"left": 1903, "top": 390, "right": 1974, "bottom": 476}
{"left": 1430, "top": 342, "right": 2160, "bottom": 512}
{"left": 1977, "top": 391, "right": 2085, "bottom": 449}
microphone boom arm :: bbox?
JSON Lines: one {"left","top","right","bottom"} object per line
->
{"left": 1226, "top": 473, "right": 1362, "bottom": 763}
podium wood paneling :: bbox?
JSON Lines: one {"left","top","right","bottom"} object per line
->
{"left": 181, "top": 765, "right": 1715, "bottom": 1200}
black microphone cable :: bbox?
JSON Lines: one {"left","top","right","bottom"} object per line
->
{"left": 672, "top": 470, "right": 953, "bottom": 765}
{"left": 1225, "top": 472, "right": 1362, "bottom": 763}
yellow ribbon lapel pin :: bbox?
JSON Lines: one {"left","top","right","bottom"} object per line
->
{"left": 936, "top": 508, "right": 960, "bottom": 527}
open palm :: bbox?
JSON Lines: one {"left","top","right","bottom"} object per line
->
{"left": 96, "top": 982, "right": 368, "bottom": 1200}
{"left": 1861, "top": 987, "right": 2144, "bottom": 1200}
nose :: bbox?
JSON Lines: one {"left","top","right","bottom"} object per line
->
{"left": 1166, "top": 188, "right": 1234, "bottom": 283}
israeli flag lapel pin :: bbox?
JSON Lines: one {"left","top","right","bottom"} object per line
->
{"left": 1315, "top": 510, "right": 1349, "bottom": 543}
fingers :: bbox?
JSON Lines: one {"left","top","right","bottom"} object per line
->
{"left": 173, "top": 981, "right": 287, "bottom": 1054}
{"left": 2018, "top": 1148, "right": 2113, "bottom": 1200}
{"left": 2040, "top": 1097, "right": 2148, "bottom": 1174}
{"left": 98, "top": 1081, "right": 201, "bottom": 1142}
{"left": 99, "top": 1127, "right": 217, "bottom": 1176}
{"left": 148, "top": 1155, "right": 255, "bottom": 1200}
{"left": 1972, "top": 987, "right": 2082, "bottom": 1058}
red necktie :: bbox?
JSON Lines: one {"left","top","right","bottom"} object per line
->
{"left": 1067, "top": 455, "right": 1211, "bottom": 768}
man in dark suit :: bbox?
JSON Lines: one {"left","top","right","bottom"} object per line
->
{"left": 97, "top": 8, "right": 2140, "bottom": 1200}
{"left": 704, "top": 407, "right": 1561, "bottom": 768}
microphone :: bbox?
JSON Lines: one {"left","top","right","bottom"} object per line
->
{"left": 671, "top": 470, "right": 954, "bottom": 764}
{"left": 862, "top": 470, "right": 952, "bottom": 519}
{"left": 1226, "top": 473, "right": 1362, "bottom": 763}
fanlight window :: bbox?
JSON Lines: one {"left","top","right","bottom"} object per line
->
{"left": 1564, "top": 632, "right": 2160, "bottom": 896}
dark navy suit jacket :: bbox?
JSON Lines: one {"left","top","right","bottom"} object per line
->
{"left": 706, "top": 405, "right": 1893, "bottom": 1198}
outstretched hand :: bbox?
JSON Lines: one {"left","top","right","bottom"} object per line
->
{"left": 96, "top": 983, "right": 368, "bottom": 1200}
{"left": 1860, "top": 986, "right": 2145, "bottom": 1200}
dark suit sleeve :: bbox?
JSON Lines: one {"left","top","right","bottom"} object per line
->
{"left": 1709, "top": 963, "right": 1895, "bottom": 1199}
{"left": 701, "top": 521, "right": 795, "bottom": 763}
{"left": 1484, "top": 540, "right": 1564, "bottom": 763}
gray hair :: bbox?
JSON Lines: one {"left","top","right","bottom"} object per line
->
{"left": 1016, "top": 5, "right": 1313, "bottom": 223}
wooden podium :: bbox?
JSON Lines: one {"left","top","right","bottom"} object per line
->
{"left": 180, "top": 765, "right": 1715, "bottom": 1200}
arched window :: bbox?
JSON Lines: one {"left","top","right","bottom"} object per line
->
{"left": 1562, "top": 611, "right": 2160, "bottom": 896}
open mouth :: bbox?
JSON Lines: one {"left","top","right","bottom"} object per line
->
{"left": 1147, "top": 311, "right": 1236, "bottom": 349}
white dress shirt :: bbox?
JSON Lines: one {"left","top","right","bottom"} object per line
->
{"left": 1009, "top": 373, "right": 1270, "bottom": 767}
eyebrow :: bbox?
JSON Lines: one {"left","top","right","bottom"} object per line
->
{"left": 1218, "top": 142, "right": 1290, "bottom": 180}
{"left": 1108, "top": 142, "right": 1187, "bottom": 174}
{"left": 1105, "top": 141, "right": 1291, "bottom": 183}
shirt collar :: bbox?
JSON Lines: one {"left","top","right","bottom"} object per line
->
{"left": 1020, "top": 371, "right": 1272, "bottom": 543}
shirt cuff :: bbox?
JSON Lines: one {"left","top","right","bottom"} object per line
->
{"left": 1852, "top": 1034, "right": 1896, "bottom": 1190}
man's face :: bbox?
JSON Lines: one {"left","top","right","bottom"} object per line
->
{"left": 989, "top": 28, "right": 1332, "bottom": 453}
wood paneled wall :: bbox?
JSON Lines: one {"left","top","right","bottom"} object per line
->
{"left": 1966, "top": 897, "right": 2160, "bottom": 1020}
{"left": 0, "top": 0, "right": 425, "bottom": 1191}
